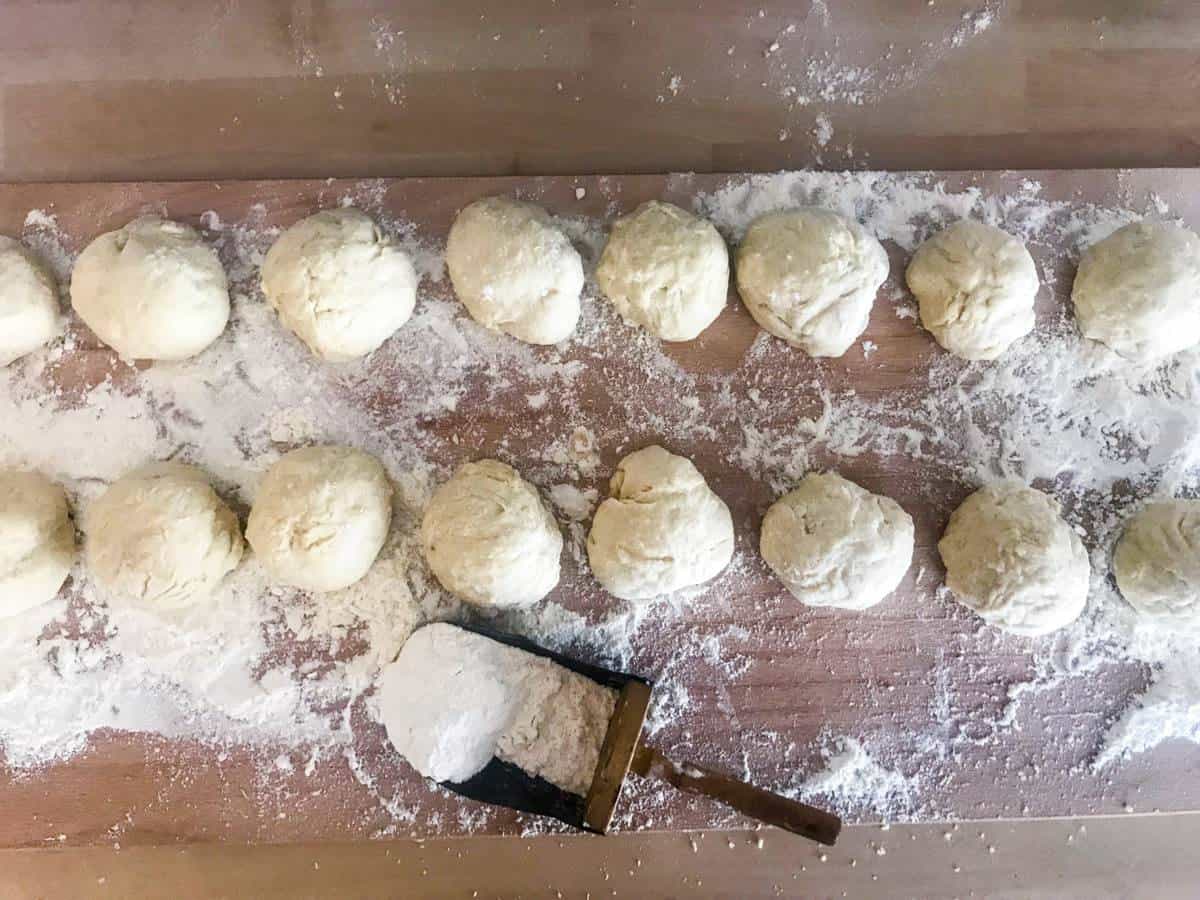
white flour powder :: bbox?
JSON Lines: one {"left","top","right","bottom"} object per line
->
{"left": 377, "top": 623, "right": 616, "bottom": 795}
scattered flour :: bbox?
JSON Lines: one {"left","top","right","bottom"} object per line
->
{"left": 798, "top": 737, "right": 917, "bottom": 818}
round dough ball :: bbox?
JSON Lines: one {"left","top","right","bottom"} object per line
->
{"left": 71, "top": 216, "right": 230, "bottom": 361}
{"left": 595, "top": 201, "right": 729, "bottom": 341}
{"left": 1114, "top": 500, "right": 1200, "bottom": 626}
{"left": 422, "top": 459, "right": 562, "bottom": 609}
{"left": 446, "top": 197, "right": 583, "bottom": 345}
{"left": 246, "top": 446, "right": 392, "bottom": 592}
{"left": 760, "top": 472, "right": 913, "bottom": 610}
{"left": 261, "top": 208, "right": 418, "bottom": 361}
{"left": 0, "top": 237, "right": 61, "bottom": 366}
{"left": 906, "top": 220, "right": 1038, "bottom": 360}
{"left": 0, "top": 470, "right": 74, "bottom": 617}
{"left": 587, "top": 445, "right": 733, "bottom": 600}
{"left": 938, "top": 483, "right": 1089, "bottom": 637}
{"left": 736, "top": 207, "right": 889, "bottom": 357}
{"left": 87, "top": 463, "right": 243, "bottom": 609}
{"left": 1071, "top": 221, "right": 1200, "bottom": 362}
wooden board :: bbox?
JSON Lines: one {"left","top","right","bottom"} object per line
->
{"left": 0, "top": 169, "right": 1197, "bottom": 847}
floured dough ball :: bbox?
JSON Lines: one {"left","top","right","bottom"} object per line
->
{"left": 736, "top": 208, "right": 888, "bottom": 357}
{"left": 587, "top": 445, "right": 733, "bottom": 600}
{"left": 87, "top": 463, "right": 243, "bottom": 609}
{"left": 1114, "top": 500, "right": 1200, "bottom": 626}
{"left": 71, "top": 216, "right": 229, "bottom": 361}
{"left": 261, "top": 208, "right": 418, "bottom": 361}
{"left": 1072, "top": 221, "right": 1200, "bottom": 362}
{"left": 446, "top": 197, "right": 583, "bottom": 344}
{"left": 0, "top": 471, "right": 74, "bottom": 617}
{"left": 760, "top": 472, "right": 913, "bottom": 610}
{"left": 422, "top": 460, "right": 562, "bottom": 609}
{"left": 595, "top": 201, "right": 729, "bottom": 341}
{"left": 906, "top": 220, "right": 1038, "bottom": 360}
{"left": 938, "top": 483, "right": 1089, "bottom": 637}
{"left": 246, "top": 445, "right": 392, "bottom": 592}
{"left": 0, "top": 237, "right": 61, "bottom": 366}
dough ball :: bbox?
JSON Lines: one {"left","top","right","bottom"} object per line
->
{"left": 587, "top": 445, "right": 733, "bottom": 600}
{"left": 595, "top": 201, "right": 729, "bottom": 341}
{"left": 246, "top": 446, "right": 392, "bottom": 592}
{"left": 906, "top": 220, "right": 1038, "bottom": 360}
{"left": 938, "top": 483, "right": 1089, "bottom": 637}
{"left": 736, "top": 207, "right": 889, "bottom": 357}
{"left": 261, "top": 208, "right": 418, "bottom": 361}
{"left": 0, "top": 470, "right": 74, "bottom": 617}
{"left": 86, "top": 463, "right": 243, "bottom": 609}
{"left": 446, "top": 197, "right": 583, "bottom": 344}
{"left": 422, "top": 459, "right": 562, "bottom": 609}
{"left": 1114, "top": 500, "right": 1200, "bottom": 626}
{"left": 1071, "top": 221, "right": 1200, "bottom": 361}
{"left": 760, "top": 472, "right": 913, "bottom": 610}
{"left": 71, "top": 216, "right": 230, "bottom": 361}
{"left": 0, "top": 237, "right": 61, "bottom": 366}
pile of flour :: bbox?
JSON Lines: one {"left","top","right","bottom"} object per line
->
{"left": 376, "top": 623, "right": 617, "bottom": 796}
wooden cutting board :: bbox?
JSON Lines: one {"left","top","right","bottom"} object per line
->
{"left": 0, "top": 169, "right": 1196, "bottom": 847}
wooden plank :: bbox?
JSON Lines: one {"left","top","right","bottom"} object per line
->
{"left": 1, "top": 2, "right": 1199, "bottom": 181}
{"left": 0, "top": 169, "right": 1196, "bottom": 848}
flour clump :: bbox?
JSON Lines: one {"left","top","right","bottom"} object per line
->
{"left": 246, "top": 445, "right": 392, "bottom": 593}
{"left": 446, "top": 197, "right": 582, "bottom": 344}
{"left": 1114, "top": 500, "right": 1200, "bottom": 627}
{"left": 760, "top": 472, "right": 913, "bottom": 610}
{"left": 906, "top": 219, "right": 1038, "bottom": 360}
{"left": 0, "top": 238, "right": 61, "bottom": 366}
{"left": 595, "top": 200, "right": 729, "bottom": 341}
{"left": 1071, "top": 221, "right": 1200, "bottom": 362}
{"left": 86, "top": 463, "right": 243, "bottom": 609}
{"left": 938, "top": 483, "right": 1089, "bottom": 637}
{"left": 422, "top": 459, "right": 562, "bottom": 610}
{"left": 71, "top": 216, "right": 229, "bottom": 361}
{"left": 736, "top": 207, "right": 888, "bottom": 357}
{"left": 587, "top": 445, "right": 733, "bottom": 601}
{"left": 0, "top": 470, "right": 75, "bottom": 618}
{"left": 261, "top": 208, "right": 418, "bottom": 361}
{"left": 377, "top": 623, "right": 616, "bottom": 794}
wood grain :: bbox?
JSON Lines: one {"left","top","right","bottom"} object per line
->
{"left": 1, "top": 1, "right": 1199, "bottom": 182}
{"left": 0, "top": 169, "right": 1197, "bottom": 850}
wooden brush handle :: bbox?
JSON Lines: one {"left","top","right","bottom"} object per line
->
{"left": 632, "top": 744, "right": 841, "bottom": 845}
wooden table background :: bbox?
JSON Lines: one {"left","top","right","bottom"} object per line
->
{"left": 3, "top": 1, "right": 1200, "bottom": 897}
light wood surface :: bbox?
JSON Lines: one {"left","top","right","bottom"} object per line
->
{"left": 0, "top": 169, "right": 1196, "bottom": 853}
{"left": 4, "top": 3, "right": 1200, "bottom": 897}
{"left": 5, "top": 815, "right": 1200, "bottom": 900}
{"left": 0, "top": 1, "right": 1198, "bottom": 182}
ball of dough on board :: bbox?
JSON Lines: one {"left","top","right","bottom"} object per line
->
{"left": 586, "top": 445, "right": 733, "bottom": 601}
{"left": 1114, "top": 499, "right": 1200, "bottom": 626}
{"left": 446, "top": 197, "right": 583, "bottom": 345}
{"left": 905, "top": 220, "right": 1038, "bottom": 361}
{"left": 938, "top": 483, "right": 1089, "bottom": 637}
{"left": 595, "top": 201, "right": 729, "bottom": 341}
{"left": 86, "top": 463, "right": 243, "bottom": 609}
{"left": 261, "top": 208, "right": 418, "bottom": 361}
{"left": 0, "top": 470, "right": 74, "bottom": 618}
{"left": 760, "top": 472, "right": 914, "bottom": 611}
{"left": 71, "top": 216, "right": 230, "bottom": 361}
{"left": 0, "top": 237, "right": 61, "bottom": 367}
{"left": 422, "top": 459, "right": 562, "bottom": 609}
{"left": 1071, "top": 221, "right": 1200, "bottom": 362}
{"left": 736, "top": 207, "right": 888, "bottom": 358}
{"left": 246, "top": 446, "right": 392, "bottom": 592}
